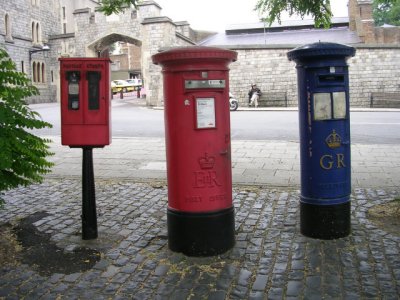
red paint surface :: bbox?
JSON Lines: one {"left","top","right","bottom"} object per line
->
{"left": 153, "top": 47, "right": 237, "bottom": 213}
{"left": 59, "top": 58, "right": 111, "bottom": 147}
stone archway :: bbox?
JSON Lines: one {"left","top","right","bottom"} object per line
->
{"left": 53, "top": 2, "right": 197, "bottom": 106}
{"left": 87, "top": 33, "right": 142, "bottom": 57}
{"left": 88, "top": 33, "right": 143, "bottom": 101}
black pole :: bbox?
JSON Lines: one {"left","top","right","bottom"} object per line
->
{"left": 82, "top": 147, "right": 98, "bottom": 240}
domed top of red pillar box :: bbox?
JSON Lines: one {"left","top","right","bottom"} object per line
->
{"left": 152, "top": 46, "right": 237, "bottom": 71}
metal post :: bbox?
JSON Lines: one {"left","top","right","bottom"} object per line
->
{"left": 82, "top": 147, "right": 98, "bottom": 240}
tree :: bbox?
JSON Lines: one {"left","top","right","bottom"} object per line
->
{"left": 98, "top": 0, "right": 334, "bottom": 27}
{"left": 97, "top": 0, "right": 138, "bottom": 15}
{"left": 0, "top": 47, "right": 54, "bottom": 205}
{"left": 373, "top": 0, "right": 400, "bottom": 26}
{"left": 98, "top": 0, "right": 399, "bottom": 28}
{"left": 256, "top": 0, "right": 333, "bottom": 28}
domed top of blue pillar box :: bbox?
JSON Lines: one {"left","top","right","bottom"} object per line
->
{"left": 287, "top": 42, "right": 356, "bottom": 64}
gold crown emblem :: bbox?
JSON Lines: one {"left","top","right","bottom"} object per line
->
{"left": 198, "top": 153, "right": 215, "bottom": 169}
{"left": 325, "top": 130, "right": 342, "bottom": 149}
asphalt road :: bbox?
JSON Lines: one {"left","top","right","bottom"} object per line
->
{"left": 29, "top": 99, "right": 400, "bottom": 144}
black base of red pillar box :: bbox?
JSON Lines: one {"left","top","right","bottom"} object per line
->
{"left": 167, "top": 207, "right": 235, "bottom": 257}
{"left": 300, "top": 201, "right": 351, "bottom": 239}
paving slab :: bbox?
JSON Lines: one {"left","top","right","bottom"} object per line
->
{"left": 45, "top": 136, "right": 400, "bottom": 188}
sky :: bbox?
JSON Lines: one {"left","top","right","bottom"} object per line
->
{"left": 154, "top": 0, "right": 349, "bottom": 32}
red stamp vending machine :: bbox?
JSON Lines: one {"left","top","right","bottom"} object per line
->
{"left": 60, "top": 58, "right": 111, "bottom": 147}
{"left": 59, "top": 57, "right": 111, "bottom": 240}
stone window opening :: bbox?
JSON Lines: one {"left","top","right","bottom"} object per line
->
{"left": 31, "top": 21, "right": 41, "bottom": 44}
{"left": 41, "top": 62, "right": 45, "bottom": 83}
{"left": 90, "top": 13, "right": 95, "bottom": 24}
{"left": 36, "top": 61, "right": 40, "bottom": 83}
{"left": 5, "top": 13, "right": 13, "bottom": 41}
{"left": 32, "top": 62, "right": 37, "bottom": 82}
{"left": 36, "top": 23, "right": 40, "bottom": 44}
{"left": 32, "top": 21, "right": 38, "bottom": 43}
{"left": 32, "top": 61, "right": 46, "bottom": 84}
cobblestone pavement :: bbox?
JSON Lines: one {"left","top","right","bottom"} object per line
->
{"left": 1, "top": 178, "right": 399, "bottom": 299}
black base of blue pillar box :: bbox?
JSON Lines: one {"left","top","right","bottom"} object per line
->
{"left": 300, "top": 201, "right": 350, "bottom": 239}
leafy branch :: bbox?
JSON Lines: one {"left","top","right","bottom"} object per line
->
{"left": 255, "top": 0, "right": 333, "bottom": 28}
{"left": 0, "top": 47, "right": 54, "bottom": 205}
{"left": 97, "top": 0, "right": 139, "bottom": 15}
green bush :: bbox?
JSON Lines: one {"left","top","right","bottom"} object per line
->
{"left": 0, "top": 47, "right": 54, "bottom": 205}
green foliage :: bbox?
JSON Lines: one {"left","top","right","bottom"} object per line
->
{"left": 97, "top": 0, "right": 138, "bottom": 15}
{"left": 0, "top": 47, "right": 54, "bottom": 205}
{"left": 373, "top": 0, "right": 400, "bottom": 26}
{"left": 97, "top": 0, "right": 398, "bottom": 29}
{"left": 256, "top": 0, "right": 333, "bottom": 28}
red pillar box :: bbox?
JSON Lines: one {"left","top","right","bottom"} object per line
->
{"left": 59, "top": 58, "right": 111, "bottom": 147}
{"left": 152, "top": 46, "right": 237, "bottom": 256}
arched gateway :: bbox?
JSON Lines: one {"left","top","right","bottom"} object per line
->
{"left": 87, "top": 33, "right": 142, "bottom": 56}
{"left": 50, "top": 1, "right": 197, "bottom": 106}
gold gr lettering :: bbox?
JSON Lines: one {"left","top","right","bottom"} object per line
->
{"left": 337, "top": 153, "right": 346, "bottom": 168}
{"left": 320, "top": 155, "right": 334, "bottom": 170}
{"left": 320, "top": 153, "right": 346, "bottom": 170}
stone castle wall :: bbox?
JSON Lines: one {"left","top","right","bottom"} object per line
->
{"left": 2, "top": 0, "right": 399, "bottom": 107}
{"left": 47, "top": 3, "right": 194, "bottom": 107}
{"left": 228, "top": 45, "right": 400, "bottom": 108}
{"left": 348, "top": 46, "right": 400, "bottom": 106}
{"left": 0, "top": 0, "right": 61, "bottom": 103}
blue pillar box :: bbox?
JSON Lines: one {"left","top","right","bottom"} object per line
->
{"left": 287, "top": 42, "right": 356, "bottom": 239}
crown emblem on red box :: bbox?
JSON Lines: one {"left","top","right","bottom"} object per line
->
{"left": 198, "top": 153, "right": 215, "bottom": 169}
{"left": 325, "top": 130, "right": 342, "bottom": 149}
